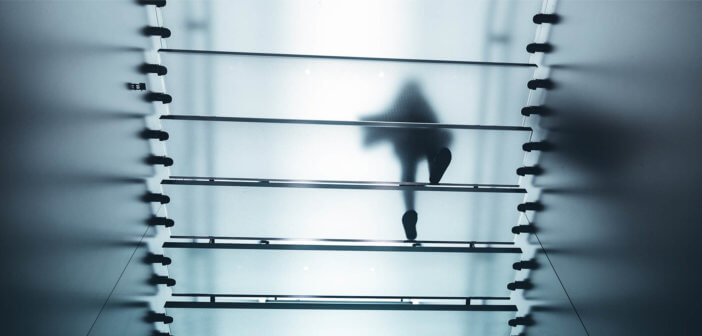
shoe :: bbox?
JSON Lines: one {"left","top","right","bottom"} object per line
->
{"left": 429, "top": 147, "right": 452, "bottom": 184}
{"left": 402, "top": 210, "right": 418, "bottom": 240}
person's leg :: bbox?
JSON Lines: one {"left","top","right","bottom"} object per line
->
{"left": 428, "top": 147, "right": 452, "bottom": 184}
{"left": 400, "top": 159, "right": 417, "bottom": 208}
{"left": 400, "top": 160, "right": 418, "bottom": 240}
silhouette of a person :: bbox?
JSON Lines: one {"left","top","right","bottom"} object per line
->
{"left": 362, "top": 80, "right": 453, "bottom": 241}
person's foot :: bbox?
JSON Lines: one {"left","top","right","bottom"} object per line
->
{"left": 429, "top": 147, "right": 452, "bottom": 184}
{"left": 402, "top": 210, "right": 418, "bottom": 240}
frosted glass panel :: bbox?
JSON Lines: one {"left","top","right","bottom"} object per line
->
{"left": 161, "top": 0, "right": 541, "bottom": 63}
{"left": 164, "top": 247, "right": 519, "bottom": 296}
{"left": 162, "top": 120, "right": 530, "bottom": 185}
{"left": 166, "top": 308, "right": 515, "bottom": 336}
{"left": 161, "top": 52, "right": 534, "bottom": 126}
{"left": 163, "top": 184, "right": 522, "bottom": 242}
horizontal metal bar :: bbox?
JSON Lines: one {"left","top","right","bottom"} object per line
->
{"left": 162, "top": 178, "right": 526, "bottom": 193}
{"left": 165, "top": 301, "right": 518, "bottom": 311}
{"left": 170, "top": 235, "right": 515, "bottom": 246}
{"left": 170, "top": 176, "right": 519, "bottom": 188}
{"left": 162, "top": 242, "right": 522, "bottom": 253}
{"left": 160, "top": 115, "right": 531, "bottom": 131}
{"left": 159, "top": 48, "right": 536, "bottom": 68}
{"left": 171, "top": 293, "right": 510, "bottom": 301}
